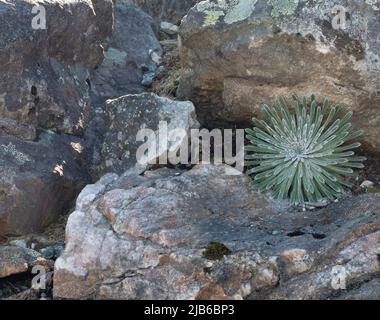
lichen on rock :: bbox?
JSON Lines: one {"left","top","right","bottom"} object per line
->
{"left": 203, "top": 10, "right": 225, "bottom": 26}
{"left": 0, "top": 142, "right": 31, "bottom": 165}
{"left": 268, "top": 0, "right": 301, "bottom": 17}
{"left": 224, "top": 0, "right": 257, "bottom": 24}
{"left": 366, "top": 0, "right": 380, "bottom": 10}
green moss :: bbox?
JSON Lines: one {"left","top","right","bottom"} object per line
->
{"left": 367, "top": 187, "right": 380, "bottom": 193}
{"left": 203, "top": 242, "right": 232, "bottom": 260}
{"left": 268, "top": 0, "right": 300, "bottom": 17}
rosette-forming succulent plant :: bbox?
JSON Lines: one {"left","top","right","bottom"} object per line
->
{"left": 245, "top": 95, "right": 366, "bottom": 207}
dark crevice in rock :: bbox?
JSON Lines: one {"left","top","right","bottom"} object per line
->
{"left": 311, "top": 233, "right": 327, "bottom": 240}
{"left": 286, "top": 230, "right": 305, "bottom": 237}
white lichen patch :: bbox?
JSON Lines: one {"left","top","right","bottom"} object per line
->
{"left": 197, "top": 0, "right": 257, "bottom": 26}
{"left": 268, "top": 0, "right": 301, "bottom": 17}
{"left": 224, "top": 0, "right": 257, "bottom": 24}
{"left": 196, "top": 0, "right": 226, "bottom": 26}
{"left": 0, "top": 142, "right": 31, "bottom": 165}
{"left": 204, "top": 10, "right": 225, "bottom": 26}
{"left": 0, "top": 93, "right": 6, "bottom": 108}
{"left": 365, "top": 0, "right": 380, "bottom": 11}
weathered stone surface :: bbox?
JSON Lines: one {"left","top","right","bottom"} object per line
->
{"left": 0, "top": 0, "right": 115, "bottom": 237}
{"left": 123, "top": 0, "right": 200, "bottom": 24}
{"left": 334, "top": 278, "right": 380, "bottom": 300}
{"left": 90, "top": 2, "right": 162, "bottom": 105}
{"left": 0, "top": 0, "right": 113, "bottom": 136}
{"left": 92, "top": 92, "right": 199, "bottom": 177}
{"left": 84, "top": 2, "right": 164, "bottom": 176}
{"left": 0, "top": 132, "right": 90, "bottom": 237}
{"left": 160, "top": 21, "right": 179, "bottom": 35}
{"left": 54, "top": 164, "right": 380, "bottom": 299}
{"left": 178, "top": 0, "right": 380, "bottom": 152}
{"left": 0, "top": 245, "right": 41, "bottom": 278}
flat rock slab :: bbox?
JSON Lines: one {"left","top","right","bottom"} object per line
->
{"left": 54, "top": 164, "right": 380, "bottom": 299}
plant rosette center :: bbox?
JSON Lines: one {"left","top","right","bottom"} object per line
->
{"left": 245, "top": 95, "right": 366, "bottom": 208}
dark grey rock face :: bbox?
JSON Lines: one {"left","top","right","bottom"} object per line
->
{"left": 178, "top": 0, "right": 380, "bottom": 152}
{"left": 84, "top": 2, "right": 164, "bottom": 179}
{"left": 54, "top": 164, "right": 380, "bottom": 300}
{"left": 123, "top": 0, "right": 200, "bottom": 24}
{"left": 0, "top": 132, "right": 90, "bottom": 236}
{"left": 0, "top": 0, "right": 113, "bottom": 136}
{"left": 0, "top": 0, "right": 113, "bottom": 237}
{"left": 90, "top": 2, "right": 162, "bottom": 106}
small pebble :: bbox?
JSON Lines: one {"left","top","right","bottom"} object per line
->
{"left": 9, "top": 239, "right": 28, "bottom": 249}
{"left": 360, "top": 180, "right": 375, "bottom": 188}
{"left": 160, "top": 21, "right": 179, "bottom": 35}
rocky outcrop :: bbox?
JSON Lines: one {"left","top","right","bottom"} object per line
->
{"left": 84, "top": 1, "right": 165, "bottom": 178}
{"left": 0, "top": 246, "right": 32, "bottom": 278}
{"left": 0, "top": 243, "right": 56, "bottom": 299}
{"left": 0, "top": 0, "right": 113, "bottom": 237}
{"left": 0, "top": 0, "right": 113, "bottom": 135}
{"left": 54, "top": 164, "right": 380, "bottom": 299}
{"left": 0, "top": 245, "right": 53, "bottom": 279}
{"left": 90, "top": 2, "right": 162, "bottom": 105}
{"left": 177, "top": 0, "right": 380, "bottom": 152}
{"left": 0, "top": 132, "right": 90, "bottom": 236}
{"left": 92, "top": 93, "right": 199, "bottom": 176}
{"left": 123, "top": 0, "right": 200, "bottom": 25}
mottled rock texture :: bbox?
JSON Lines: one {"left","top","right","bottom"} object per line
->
{"left": 0, "top": 245, "right": 43, "bottom": 278}
{"left": 54, "top": 164, "right": 379, "bottom": 299}
{"left": 84, "top": 1, "right": 164, "bottom": 178}
{"left": 90, "top": 2, "right": 162, "bottom": 105}
{"left": 0, "top": 132, "right": 90, "bottom": 236}
{"left": 178, "top": 0, "right": 380, "bottom": 152}
{"left": 0, "top": 0, "right": 113, "bottom": 237}
{"left": 0, "top": 0, "right": 113, "bottom": 135}
{"left": 93, "top": 93, "right": 199, "bottom": 176}
{"left": 123, "top": 0, "right": 200, "bottom": 24}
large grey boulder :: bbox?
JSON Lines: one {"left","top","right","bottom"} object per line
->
{"left": 177, "top": 0, "right": 380, "bottom": 152}
{"left": 0, "top": 132, "right": 90, "bottom": 237}
{"left": 92, "top": 92, "right": 199, "bottom": 177}
{"left": 54, "top": 164, "right": 379, "bottom": 299}
{"left": 0, "top": 0, "right": 113, "bottom": 136}
{"left": 0, "top": 0, "right": 112, "bottom": 237}
{"left": 122, "top": 0, "right": 200, "bottom": 25}
{"left": 90, "top": 2, "right": 162, "bottom": 105}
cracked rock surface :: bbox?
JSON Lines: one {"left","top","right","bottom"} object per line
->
{"left": 54, "top": 164, "right": 380, "bottom": 299}
{"left": 178, "top": 0, "right": 380, "bottom": 152}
